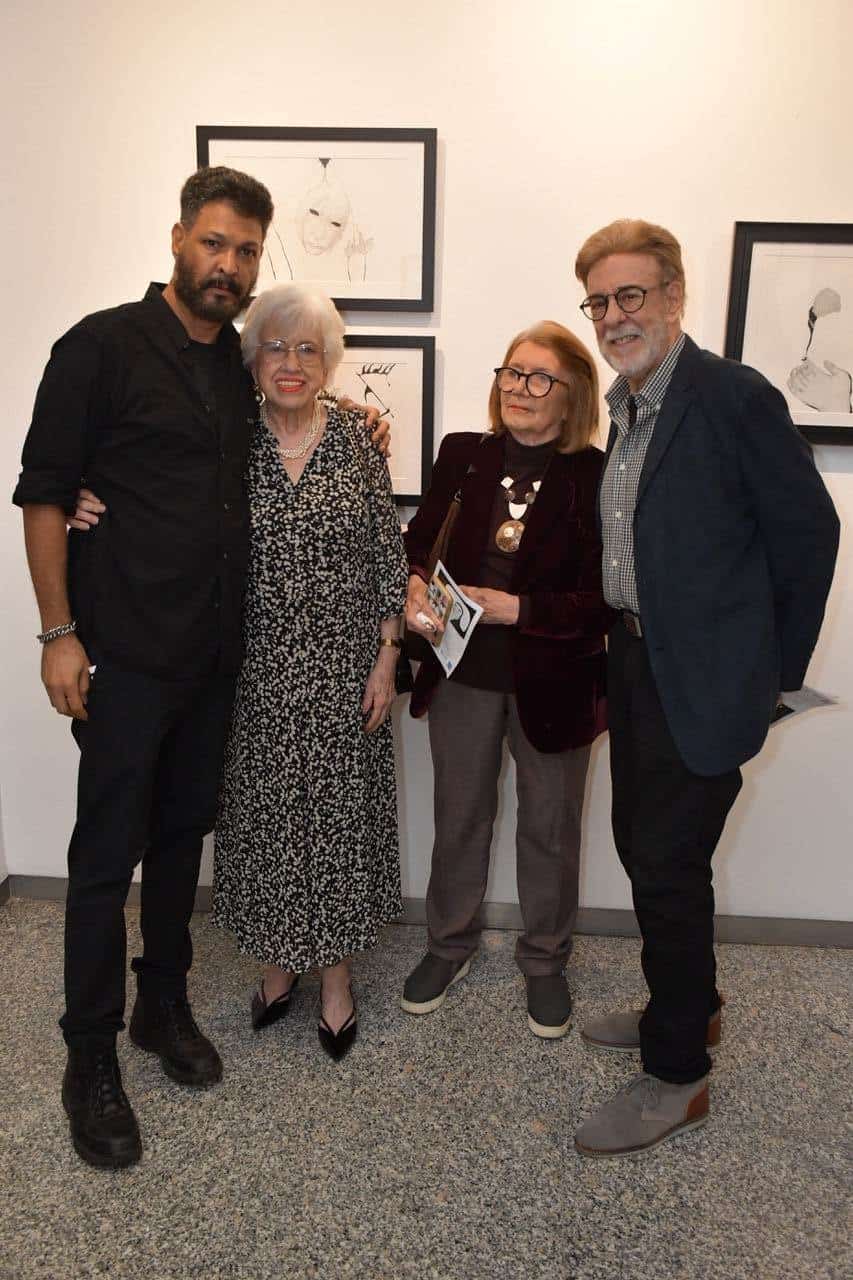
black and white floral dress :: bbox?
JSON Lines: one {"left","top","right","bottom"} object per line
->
{"left": 213, "top": 407, "right": 408, "bottom": 970}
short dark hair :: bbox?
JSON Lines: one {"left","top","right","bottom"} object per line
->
{"left": 179, "top": 166, "right": 274, "bottom": 236}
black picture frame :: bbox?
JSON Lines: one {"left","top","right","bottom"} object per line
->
{"left": 724, "top": 221, "right": 853, "bottom": 444}
{"left": 197, "top": 125, "right": 437, "bottom": 313}
{"left": 337, "top": 334, "right": 435, "bottom": 505}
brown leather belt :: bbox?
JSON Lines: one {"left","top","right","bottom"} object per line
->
{"left": 621, "top": 611, "right": 643, "bottom": 638}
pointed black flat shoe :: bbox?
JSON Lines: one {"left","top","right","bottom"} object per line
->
{"left": 317, "top": 989, "right": 358, "bottom": 1062}
{"left": 251, "top": 976, "right": 299, "bottom": 1031}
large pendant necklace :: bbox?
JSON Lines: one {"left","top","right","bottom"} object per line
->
{"left": 495, "top": 475, "right": 542, "bottom": 553}
{"left": 262, "top": 399, "right": 324, "bottom": 459}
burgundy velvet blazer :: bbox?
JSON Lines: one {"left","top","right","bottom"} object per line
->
{"left": 405, "top": 431, "right": 614, "bottom": 753}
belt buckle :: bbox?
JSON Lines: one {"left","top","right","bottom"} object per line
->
{"left": 622, "top": 611, "right": 643, "bottom": 638}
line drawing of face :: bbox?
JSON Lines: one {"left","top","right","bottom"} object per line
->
{"left": 299, "top": 179, "right": 351, "bottom": 256}
{"left": 804, "top": 286, "right": 842, "bottom": 357}
{"left": 354, "top": 361, "right": 397, "bottom": 419}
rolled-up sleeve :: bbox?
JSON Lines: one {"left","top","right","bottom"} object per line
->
{"left": 12, "top": 323, "right": 104, "bottom": 513}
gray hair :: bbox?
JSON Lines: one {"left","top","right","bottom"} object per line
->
{"left": 240, "top": 283, "right": 345, "bottom": 378}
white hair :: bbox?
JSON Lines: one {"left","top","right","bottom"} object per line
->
{"left": 240, "top": 283, "right": 345, "bottom": 377}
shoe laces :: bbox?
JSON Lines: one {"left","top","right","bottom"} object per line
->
{"left": 623, "top": 1073, "right": 662, "bottom": 1110}
{"left": 161, "top": 998, "right": 202, "bottom": 1046}
{"left": 90, "top": 1050, "right": 129, "bottom": 1117}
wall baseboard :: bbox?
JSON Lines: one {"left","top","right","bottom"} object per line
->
{"left": 401, "top": 899, "right": 853, "bottom": 947}
{"left": 2, "top": 875, "right": 850, "bottom": 948}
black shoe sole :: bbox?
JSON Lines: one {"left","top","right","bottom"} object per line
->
{"left": 128, "top": 1032, "right": 223, "bottom": 1087}
{"left": 63, "top": 1109, "right": 142, "bottom": 1169}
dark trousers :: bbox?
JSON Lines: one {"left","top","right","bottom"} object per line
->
{"left": 60, "top": 662, "right": 236, "bottom": 1044}
{"left": 608, "top": 621, "right": 742, "bottom": 1084}
{"left": 426, "top": 680, "right": 591, "bottom": 976}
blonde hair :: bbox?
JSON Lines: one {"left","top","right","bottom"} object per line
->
{"left": 488, "top": 320, "right": 599, "bottom": 454}
{"left": 574, "top": 219, "right": 686, "bottom": 311}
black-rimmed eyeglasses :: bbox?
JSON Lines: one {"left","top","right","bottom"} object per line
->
{"left": 493, "top": 366, "right": 568, "bottom": 397}
{"left": 579, "top": 282, "right": 669, "bottom": 322}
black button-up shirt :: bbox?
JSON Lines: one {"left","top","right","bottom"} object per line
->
{"left": 12, "top": 284, "right": 256, "bottom": 678}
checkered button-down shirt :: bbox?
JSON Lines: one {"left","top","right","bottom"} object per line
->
{"left": 599, "top": 332, "right": 686, "bottom": 614}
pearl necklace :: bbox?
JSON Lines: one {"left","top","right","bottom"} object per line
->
{"left": 262, "top": 399, "right": 324, "bottom": 459}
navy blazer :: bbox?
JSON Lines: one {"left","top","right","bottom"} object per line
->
{"left": 405, "top": 431, "right": 614, "bottom": 753}
{"left": 615, "top": 335, "right": 840, "bottom": 776}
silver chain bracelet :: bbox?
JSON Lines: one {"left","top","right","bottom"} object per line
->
{"left": 37, "top": 620, "right": 77, "bottom": 645}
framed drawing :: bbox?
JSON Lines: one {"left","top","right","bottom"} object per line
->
{"left": 336, "top": 335, "right": 435, "bottom": 504}
{"left": 197, "top": 126, "right": 437, "bottom": 312}
{"left": 724, "top": 221, "right": 853, "bottom": 444}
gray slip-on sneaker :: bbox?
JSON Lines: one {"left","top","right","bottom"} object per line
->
{"left": 526, "top": 974, "right": 572, "bottom": 1039}
{"left": 574, "top": 1072, "right": 709, "bottom": 1158}
{"left": 581, "top": 1003, "right": 723, "bottom": 1053}
{"left": 400, "top": 953, "right": 472, "bottom": 1015}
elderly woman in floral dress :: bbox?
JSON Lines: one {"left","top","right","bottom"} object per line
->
{"left": 212, "top": 283, "right": 408, "bottom": 1060}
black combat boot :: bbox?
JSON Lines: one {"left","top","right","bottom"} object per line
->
{"left": 129, "top": 993, "right": 223, "bottom": 1086}
{"left": 62, "top": 1040, "right": 142, "bottom": 1168}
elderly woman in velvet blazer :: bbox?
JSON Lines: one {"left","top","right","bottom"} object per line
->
{"left": 400, "top": 320, "right": 614, "bottom": 1039}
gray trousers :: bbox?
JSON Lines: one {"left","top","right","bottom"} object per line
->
{"left": 426, "top": 680, "right": 591, "bottom": 976}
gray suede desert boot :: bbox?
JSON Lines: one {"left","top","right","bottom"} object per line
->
{"left": 574, "top": 1072, "right": 709, "bottom": 1158}
{"left": 581, "top": 1003, "right": 723, "bottom": 1052}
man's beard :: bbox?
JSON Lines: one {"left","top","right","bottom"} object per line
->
{"left": 599, "top": 316, "right": 671, "bottom": 383}
{"left": 173, "top": 255, "right": 254, "bottom": 323}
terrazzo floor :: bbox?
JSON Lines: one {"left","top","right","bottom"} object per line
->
{"left": 0, "top": 899, "right": 850, "bottom": 1280}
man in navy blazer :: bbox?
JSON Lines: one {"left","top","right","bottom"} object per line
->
{"left": 570, "top": 219, "right": 839, "bottom": 1158}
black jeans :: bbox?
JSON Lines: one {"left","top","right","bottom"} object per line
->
{"left": 608, "top": 621, "right": 742, "bottom": 1084}
{"left": 60, "top": 662, "right": 236, "bottom": 1043}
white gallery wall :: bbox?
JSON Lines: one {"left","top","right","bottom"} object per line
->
{"left": 1, "top": 0, "right": 851, "bottom": 922}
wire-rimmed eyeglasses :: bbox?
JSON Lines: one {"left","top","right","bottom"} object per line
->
{"left": 257, "top": 340, "right": 325, "bottom": 367}
{"left": 493, "top": 366, "right": 568, "bottom": 397}
{"left": 579, "top": 282, "right": 669, "bottom": 322}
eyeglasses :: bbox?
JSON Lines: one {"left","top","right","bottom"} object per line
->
{"left": 579, "top": 282, "right": 669, "bottom": 322}
{"left": 257, "top": 340, "right": 325, "bottom": 367}
{"left": 493, "top": 366, "right": 568, "bottom": 398}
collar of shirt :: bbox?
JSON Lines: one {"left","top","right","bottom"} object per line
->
{"left": 604, "top": 331, "right": 687, "bottom": 435}
{"left": 142, "top": 282, "right": 243, "bottom": 357}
